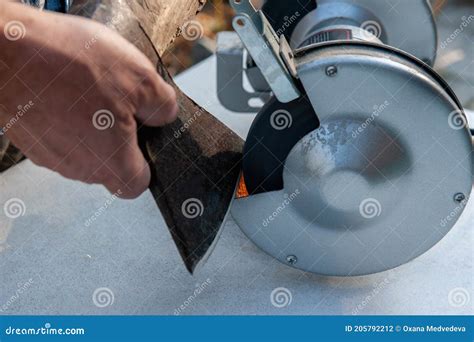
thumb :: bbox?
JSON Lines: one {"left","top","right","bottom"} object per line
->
{"left": 103, "top": 141, "right": 152, "bottom": 199}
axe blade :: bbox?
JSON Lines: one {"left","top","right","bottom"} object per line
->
{"left": 139, "top": 62, "right": 243, "bottom": 273}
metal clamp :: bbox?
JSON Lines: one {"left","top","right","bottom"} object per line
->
{"left": 230, "top": 0, "right": 300, "bottom": 103}
{"left": 216, "top": 32, "right": 271, "bottom": 113}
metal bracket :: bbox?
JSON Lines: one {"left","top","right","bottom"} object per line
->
{"left": 230, "top": 0, "right": 300, "bottom": 103}
{"left": 279, "top": 35, "right": 298, "bottom": 78}
{"left": 216, "top": 32, "right": 271, "bottom": 113}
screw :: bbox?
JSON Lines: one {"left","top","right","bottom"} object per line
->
{"left": 286, "top": 255, "right": 298, "bottom": 265}
{"left": 454, "top": 193, "right": 466, "bottom": 204}
{"left": 326, "top": 65, "right": 338, "bottom": 77}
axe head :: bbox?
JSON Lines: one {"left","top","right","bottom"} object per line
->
{"left": 139, "top": 63, "right": 243, "bottom": 273}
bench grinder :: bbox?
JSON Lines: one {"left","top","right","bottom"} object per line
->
{"left": 217, "top": 0, "right": 473, "bottom": 276}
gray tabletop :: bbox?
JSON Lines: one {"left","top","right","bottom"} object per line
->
{"left": 0, "top": 2, "right": 473, "bottom": 315}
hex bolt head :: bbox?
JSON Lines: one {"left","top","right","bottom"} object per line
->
{"left": 326, "top": 65, "right": 338, "bottom": 77}
{"left": 454, "top": 193, "right": 466, "bottom": 204}
{"left": 286, "top": 255, "right": 298, "bottom": 265}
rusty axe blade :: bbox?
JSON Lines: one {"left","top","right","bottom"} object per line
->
{"left": 70, "top": 0, "right": 243, "bottom": 273}
{"left": 139, "top": 61, "right": 243, "bottom": 273}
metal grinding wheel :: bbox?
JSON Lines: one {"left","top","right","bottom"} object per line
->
{"left": 223, "top": 0, "right": 473, "bottom": 276}
{"left": 233, "top": 42, "right": 472, "bottom": 276}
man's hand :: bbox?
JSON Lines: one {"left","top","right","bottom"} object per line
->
{"left": 0, "top": 2, "right": 178, "bottom": 198}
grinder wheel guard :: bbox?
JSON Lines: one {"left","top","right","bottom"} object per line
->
{"left": 68, "top": 0, "right": 244, "bottom": 273}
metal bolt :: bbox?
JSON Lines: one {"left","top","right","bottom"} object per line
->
{"left": 454, "top": 193, "right": 466, "bottom": 204}
{"left": 326, "top": 65, "right": 338, "bottom": 77}
{"left": 286, "top": 255, "right": 298, "bottom": 265}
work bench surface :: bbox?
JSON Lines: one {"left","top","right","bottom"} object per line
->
{"left": 0, "top": 3, "right": 473, "bottom": 315}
